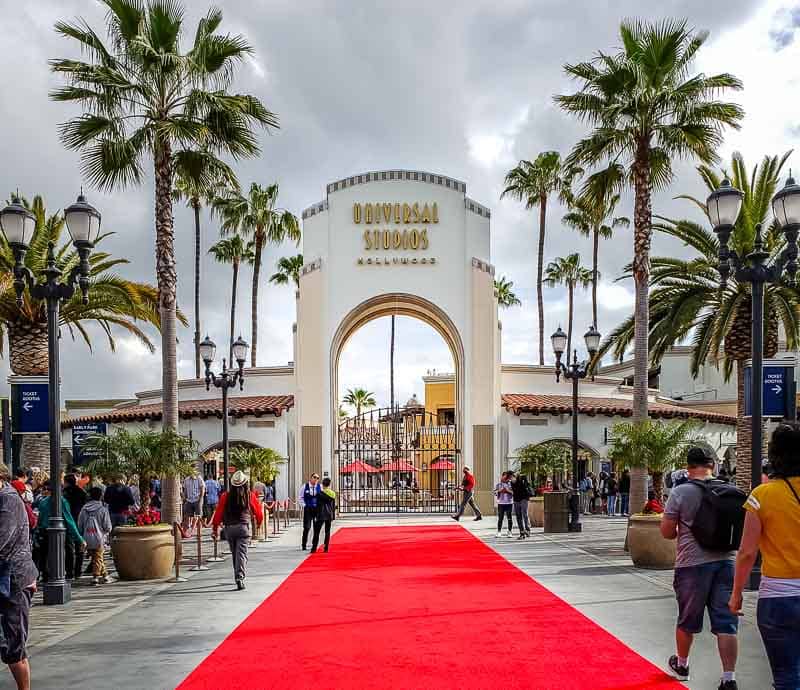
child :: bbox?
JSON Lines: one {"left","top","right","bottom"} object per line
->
{"left": 642, "top": 490, "right": 664, "bottom": 515}
{"left": 78, "top": 486, "right": 113, "bottom": 585}
{"left": 311, "top": 478, "right": 336, "bottom": 553}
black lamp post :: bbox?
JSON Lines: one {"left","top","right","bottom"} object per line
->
{"left": 709, "top": 175, "right": 800, "bottom": 589}
{"left": 0, "top": 193, "right": 101, "bottom": 605}
{"left": 200, "top": 334, "right": 248, "bottom": 491}
{"left": 552, "top": 324, "right": 601, "bottom": 532}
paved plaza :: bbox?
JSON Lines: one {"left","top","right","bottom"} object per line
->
{"left": 16, "top": 516, "right": 771, "bottom": 690}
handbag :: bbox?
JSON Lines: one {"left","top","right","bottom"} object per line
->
{"left": 0, "top": 559, "right": 11, "bottom": 600}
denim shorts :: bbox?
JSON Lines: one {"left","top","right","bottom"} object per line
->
{"left": 0, "top": 584, "right": 33, "bottom": 665}
{"left": 673, "top": 560, "right": 738, "bottom": 635}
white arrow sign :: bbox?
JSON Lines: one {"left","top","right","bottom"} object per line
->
{"left": 22, "top": 402, "right": 33, "bottom": 412}
{"left": 772, "top": 385, "right": 782, "bottom": 394}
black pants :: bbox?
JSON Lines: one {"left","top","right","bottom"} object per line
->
{"left": 311, "top": 519, "right": 332, "bottom": 552}
{"left": 302, "top": 507, "right": 318, "bottom": 548}
{"left": 65, "top": 537, "right": 84, "bottom": 579}
{"left": 497, "top": 503, "right": 513, "bottom": 532}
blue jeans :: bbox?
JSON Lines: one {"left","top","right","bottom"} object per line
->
{"left": 620, "top": 493, "right": 630, "bottom": 515}
{"left": 758, "top": 596, "right": 800, "bottom": 690}
{"left": 607, "top": 494, "right": 617, "bottom": 515}
{"left": 673, "top": 560, "right": 738, "bottom": 635}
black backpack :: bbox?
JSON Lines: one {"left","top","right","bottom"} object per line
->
{"left": 688, "top": 479, "right": 747, "bottom": 551}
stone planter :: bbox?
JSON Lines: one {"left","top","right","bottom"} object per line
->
{"left": 111, "top": 524, "right": 175, "bottom": 580}
{"left": 529, "top": 497, "right": 544, "bottom": 528}
{"left": 627, "top": 514, "right": 676, "bottom": 570}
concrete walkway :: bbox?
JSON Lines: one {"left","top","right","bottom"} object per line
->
{"left": 14, "top": 515, "right": 772, "bottom": 690}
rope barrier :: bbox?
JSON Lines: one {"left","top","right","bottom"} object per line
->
{"left": 189, "top": 516, "right": 209, "bottom": 572}
{"left": 167, "top": 522, "right": 187, "bottom": 583}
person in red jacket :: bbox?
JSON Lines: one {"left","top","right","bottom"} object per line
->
{"left": 452, "top": 466, "right": 482, "bottom": 522}
{"left": 212, "top": 471, "right": 263, "bottom": 590}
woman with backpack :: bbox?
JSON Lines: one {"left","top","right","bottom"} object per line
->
{"left": 512, "top": 473, "right": 532, "bottom": 538}
{"left": 77, "top": 486, "right": 113, "bottom": 585}
{"left": 729, "top": 423, "right": 800, "bottom": 690}
{"left": 211, "top": 471, "right": 263, "bottom": 590}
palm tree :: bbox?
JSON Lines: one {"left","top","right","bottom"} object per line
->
{"left": 51, "top": 1, "right": 277, "bottom": 524}
{"left": 501, "top": 152, "right": 576, "bottom": 365}
{"left": 599, "top": 152, "right": 796, "bottom": 491}
{"left": 173, "top": 159, "right": 238, "bottom": 379}
{"left": 213, "top": 183, "right": 300, "bottom": 367}
{"left": 0, "top": 195, "right": 168, "bottom": 468}
{"left": 269, "top": 254, "right": 304, "bottom": 289}
{"left": 544, "top": 254, "right": 593, "bottom": 358}
{"left": 562, "top": 189, "right": 629, "bottom": 327}
{"left": 494, "top": 276, "right": 521, "bottom": 309}
{"left": 556, "top": 19, "right": 743, "bottom": 512}
{"left": 343, "top": 388, "right": 377, "bottom": 417}
{"left": 208, "top": 235, "right": 254, "bottom": 365}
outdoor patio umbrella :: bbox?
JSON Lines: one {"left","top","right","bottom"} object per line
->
{"left": 381, "top": 459, "right": 419, "bottom": 473}
{"left": 340, "top": 459, "right": 379, "bottom": 490}
{"left": 429, "top": 459, "right": 455, "bottom": 470}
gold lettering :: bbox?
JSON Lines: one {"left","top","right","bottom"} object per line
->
{"left": 432, "top": 202, "right": 439, "bottom": 223}
{"left": 365, "top": 204, "right": 373, "bottom": 223}
{"left": 357, "top": 258, "right": 364, "bottom": 265}
{"left": 421, "top": 257, "right": 427, "bottom": 264}
{"left": 430, "top": 257, "right": 436, "bottom": 265}
{"left": 420, "top": 229, "right": 429, "bottom": 250}
{"left": 392, "top": 230, "right": 402, "bottom": 249}
{"left": 410, "top": 229, "right": 419, "bottom": 249}
{"left": 421, "top": 204, "right": 431, "bottom": 223}
{"left": 353, "top": 203, "right": 361, "bottom": 224}
{"left": 373, "top": 230, "right": 380, "bottom": 250}
{"left": 412, "top": 258, "right": 418, "bottom": 264}
{"left": 394, "top": 203, "right": 401, "bottom": 223}
{"left": 363, "top": 229, "right": 372, "bottom": 250}
{"left": 402, "top": 203, "right": 411, "bottom": 223}
{"left": 383, "top": 203, "right": 392, "bottom": 223}
{"left": 412, "top": 202, "right": 420, "bottom": 223}
{"left": 402, "top": 230, "right": 409, "bottom": 249}
{"left": 401, "top": 258, "right": 408, "bottom": 264}
{"left": 366, "top": 258, "right": 373, "bottom": 265}
{"left": 383, "top": 230, "right": 390, "bottom": 250}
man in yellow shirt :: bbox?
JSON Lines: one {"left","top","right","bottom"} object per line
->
{"left": 729, "top": 423, "right": 800, "bottom": 690}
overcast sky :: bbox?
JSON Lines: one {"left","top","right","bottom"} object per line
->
{"left": 1, "top": 0, "right": 799, "bottom": 409}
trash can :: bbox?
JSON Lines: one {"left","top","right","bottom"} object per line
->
{"left": 543, "top": 491, "right": 569, "bottom": 534}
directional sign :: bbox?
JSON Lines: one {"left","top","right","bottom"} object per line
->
{"left": 11, "top": 382, "right": 49, "bottom": 434}
{"left": 72, "top": 422, "right": 107, "bottom": 466}
{"left": 743, "top": 361, "right": 796, "bottom": 418}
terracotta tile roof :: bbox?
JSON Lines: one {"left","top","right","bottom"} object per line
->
{"left": 62, "top": 395, "right": 294, "bottom": 427}
{"left": 501, "top": 394, "right": 736, "bottom": 426}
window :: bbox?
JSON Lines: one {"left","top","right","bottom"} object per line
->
{"left": 437, "top": 408, "right": 455, "bottom": 425}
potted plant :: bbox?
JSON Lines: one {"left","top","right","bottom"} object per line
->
{"left": 516, "top": 442, "right": 568, "bottom": 527}
{"left": 86, "top": 428, "right": 197, "bottom": 580}
{"left": 608, "top": 419, "right": 698, "bottom": 569}
{"left": 230, "top": 447, "right": 283, "bottom": 489}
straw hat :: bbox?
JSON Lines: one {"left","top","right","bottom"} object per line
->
{"left": 230, "top": 470, "right": 249, "bottom": 487}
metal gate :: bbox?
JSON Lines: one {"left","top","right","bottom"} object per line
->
{"left": 335, "top": 406, "right": 460, "bottom": 513}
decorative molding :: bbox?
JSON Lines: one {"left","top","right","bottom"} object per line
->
{"left": 471, "top": 257, "right": 495, "bottom": 276}
{"left": 465, "top": 197, "right": 491, "bottom": 219}
{"left": 301, "top": 199, "right": 328, "bottom": 220}
{"left": 300, "top": 258, "right": 322, "bottom": 276}
{"left": 326, "top": 170, "right": 467, "bottom": 194}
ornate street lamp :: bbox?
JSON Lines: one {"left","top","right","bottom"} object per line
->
{"left": 0, "top": 192, "right": 101, "bottom": 605}
{"left": 552, "top": 324, "right": 601, "bottom": 532}
{"left": 202, "top": 334, "right": 248, "bottom": 491}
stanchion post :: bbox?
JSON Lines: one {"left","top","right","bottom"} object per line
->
{"left": 249, "top": 513, "right": 258, "bottom": 548}
{"left": 190, "top": 517, "right": 209, "bottom": 571}
{"left": 284, "top": 499, "right": 290, "bottom": 528}
{"left": 260, "top": 503, "right": 269, "bottom": 542}
{"left": 207, "top": 526, "right": 225, "bottom": 562}
{"left": 168, "top": 522, "right": 187, "bottom": 583}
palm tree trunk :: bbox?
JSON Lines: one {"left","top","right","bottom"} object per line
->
{"left": 629, "top": 141, "right": 653, "bottom": 516}
{"left": 154, "top": 141, "right": 180, "bottom": 526}
{"left": 193, "top": 200, "right": 202, "bottom": 380}
{"left": 537, "top": 196, "right": 547, "bottom": 365}
{"left": 8, "top": 321, "right": 50, "bottom": 470}
{"left": 230, "top": 260, "right": 239, "bottom": 365}
{"left": 734, "top": 358, "right": 764, "bottom": 492}
{"left": 250, "top": 227, "right": 265, "bottom": 367}
{"left": 592, "top": 226, "right": 599, "bottom": 329}
{"left": 567, "top": 285, "right": 574, "bottom": 359}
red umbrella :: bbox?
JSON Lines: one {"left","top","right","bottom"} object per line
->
{"left": 429, "top": 459, "right": 455, "bottom": 470}
{"left": 381, "top": 459, "right": 419, "bottom": 472}
{"left": 339, "top": 460, "right": 379, "bottom": 474}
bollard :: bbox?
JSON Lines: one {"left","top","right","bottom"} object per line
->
{"left": 273, "top": 501, "right": 280, "bottom": 535}
{"left": 284, "top": 500, "right": 290, "bottom": 527}
{"left": 189, "top": 517, "right": 209, "bottom": 571}
{"left": 207, "top": 526, "right": 226, "bottom": 562}
{"left": 260, "top": 503, "right": 269, "bottom": 542}
{"left": 249, "top": 513, "right": 258, "bottom": 548}
{"left": 168, "top": 522, "right": 187, "bottom": 583}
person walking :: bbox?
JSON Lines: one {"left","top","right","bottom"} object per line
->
{"left": 182, "top": 470, "right": 205, "bottom": 528}
{"left": 34, "top": 484, "right": 86, "bottom": 582}
{"left": 606, "top": 472, "right": 618, "bottom": 516}
{"left": 580, "top": 472, "right": 593, "bottom": 514}
{"left": 0, "top": 463, "right": 39, "bottom": 690}
{"left": 212, "top": 471, "right": 263, "bottom": 591}
{"left": 298, "top": 473, "right": 322, "bottom": 550}
{"left": 311, "top": 477, "right": 336, "bottom": 553}
{"left": 77, "top": 486, "right": 113, "bottom": 585}
{"left": 512, "top": 473, "right": 532, "bottom": 539}
{"left": 495, "top": 471, "right": 514, "bottom": 538}
{"left": 103, "top": 476, "right": 135, "bottom": 528}
{"left": 452, "top": 466, "right": 482, "bottom": 522}
{"left": 62, "top": 474, "right": 87, "bottom": 580}
{"left": 661, "top": 447, "right": 739, "bottom": 689}
{"left": 619, "top": 469, "right": 631, "bottom": 516}
{"left": 729, "top": 423, "right": 800, "bottom": 690}
{"left": 203, "top": 473, "right": 220, "bottom": 522}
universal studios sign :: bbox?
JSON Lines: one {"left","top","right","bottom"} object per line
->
{"left": 353, "top": 202, "right": 438, "bottom": 266}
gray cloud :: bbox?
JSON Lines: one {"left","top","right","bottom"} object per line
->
{"left": 770, "top": 5, "right": 800, "bottom": 49}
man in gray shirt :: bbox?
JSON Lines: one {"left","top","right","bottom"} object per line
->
{"left": 0, "top": 462, "right": 38, "bottom": 690}
{"left": 661, "top": 447, "right": 738, "bottom": 690}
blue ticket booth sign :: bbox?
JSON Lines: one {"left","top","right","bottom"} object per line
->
{"left": 743, "top": 360, "right": 796, "bottom": 418}
{"left": 10, "top": 380, "right": 50, "bottom": 434}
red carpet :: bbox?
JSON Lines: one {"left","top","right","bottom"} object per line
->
{"left": 178, "top": 526, "right": 681, "bottom": 690}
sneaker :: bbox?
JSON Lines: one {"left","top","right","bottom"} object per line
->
{"left": 496, "top": 531, "right": 502, "bottom": 538}
{"left": 505, "top": 531, "right": 513, "bottom": 538}
{"left": 451, "top": 515, "right": 459, "bottom": 521}
{"left": 516, "top": 534, "right": 525, "bottom": 540}
{"left": 100, "top": 576, "right": 115, "bottom": 584}
{"left": 91, "top": 577, "right": 100, "bottom": 586}
{"left": 718, "top": 681, "right": 737, "bottom": 690}
{"left": 525, "top": 530, "right": 531, "bottom": 537}
{"left": 668, "top": 656, "right": 689, "bottom": 681}
{"left": 474, "top": 515, "right": 482, "bottom": 521}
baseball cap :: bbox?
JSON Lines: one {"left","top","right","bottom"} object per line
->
{"left": 686, "top": 446, "right": 715, "bottom": 467}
